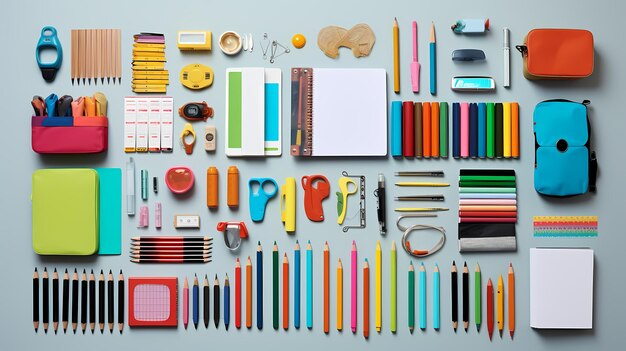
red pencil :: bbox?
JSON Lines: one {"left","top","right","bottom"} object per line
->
{"left": 235, "top": 258, "right": 242, "bottom": 329}
{"left": 403, "top": 101, "right": 415, "bottom": 157}
{"left": 487, "top": 278, "right": 494, "bottom": 341}
{"left": 459, "top": 217, "right": 517, "bottom": 223}
{"left": 363, "top": 259, "right": 370, "bottom": 339}
{"left": 283, "top": 253, "right": 289, "bottom": 330}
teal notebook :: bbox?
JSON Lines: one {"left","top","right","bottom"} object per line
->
{"left": 95, "top": 168, "right": 122, "bottom": 255}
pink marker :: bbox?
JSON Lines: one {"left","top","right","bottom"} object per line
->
{"left": 351, "top": 241, "right": 357, "bottom": 333}
{"left": 410, "top": 21, "right": 421, "bottom": 93}
{"left": 460, "top": 103, "right": 469, "bottom": 157}
{"left": 183, "top": 277, "right": 189, "bottom": 329}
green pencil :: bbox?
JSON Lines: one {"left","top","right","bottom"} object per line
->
{"left": 408, "top": 262, "right": 415, "bottom": 333}
{"left": 390, "top": 241, "right": 397, "bottom": 333}
{"left": 475, "top": 264, "right": 481, "bottom": 332}
{"left": 486, "top": 103, "right": 495, "bottom": 158}
{"left": 273, "top": 242, "right": 279, "bottom": 330}
{"left": 440, "top": 102, "right": 449, "bottom": 157}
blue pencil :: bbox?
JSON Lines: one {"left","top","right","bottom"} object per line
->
{"left": 433, "top": 264, "right": 440, "bottom": 330}
{"left": 306, "top": 240, "right": 313, "bottom": 329}
{"left": 452, "top": 103, "right": 460, "bottom": 158}
{"left": 224, "top": 274, "right": 230, "bottom": 330}
{"left": 294, "top": 241, "right": 301, "bottom": 329}
{"left": 430, "top": 22, "right": 437, "bottom": 95}
{"left": 419, "top": 263, "right": 427, "bottom": 330}
{"left": 257, "top": 241, "right": 263, "bottom": 330}
{"left": 478, "top": 103, "right": 487, "bottom": 158}
{"left": 192, "top": 274, "right": 199, "bottom": 329}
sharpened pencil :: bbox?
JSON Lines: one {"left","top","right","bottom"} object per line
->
{"left": 451, "top": 261, "right": 458, "bottom": 332}
{"left": 52, "top": 269, "right": 59, "bottom": 334}
{"left": 33, "top": 268, "right": 39, "bottom": 332}
{"left": 62, "top": 269, "right": 69, "bottom": 333}
{"left": 89, "top": 270, "right": 95, "bottom": 333}
{"left": 294, "top": 241, "right": 301, "bottom": 329}
{"left": 224, "top": 274, "right": 230, "bottom": 330}
{"left": 214, "top": 275, "right": 220, "bottom": 328}
{"left": 107, "top": 270, "right": 114, "bottom": 333}
{"left": 81, "top": 269, "right": 87, "bottom": 333}
{"left": 475, "top": 264, "right": 482, "bottom": 332}
{"left": 337, "top": 258, "right": 343, "bottom": 332}
{"left": 204, "top": 275, "right": 210, "bottom": 329}
{"left": 408, "top": 262, "right": 415, "bottom": 333}
{"left": 118, "top": 270, "right": 124, "bottom": 333}
{"left": 324, "top": 242, "right": 330, "bottom": 334}
{"left": 43, "top": 268, "right": 49, "bottom": 333}
{"left": 98, "top": 270, "right": 104, "bottom": 333}
{"left": 235, "top": 259, "right": 242, "bottom": 329}
{"left": 363, "top": 259, "right": 370, "bottom": 339}
{"left": 273, "top": 242, "right": 279, "bottom": 330}
{"left": 283, "top": 253, "right": 290, "bottom": 331}
{"left": 246, "top": 257, "right": 252, "bottom": 329}
{"left": 463, "top": 262, "right": 469, "bottom": 332}
{"left": 508, "top": 263, "right": 515, "bottom": 339}
{"left": 193, "top": 274, "right": 199, "bottom": 329}
{"left": 72, "top": 269, "right": 78, "bottom": 333}
{"left": 257, "top": 243, "right": 263, "bottom": 330}
{"left": 183, "top": 277, "right": 189, "bottom": 329}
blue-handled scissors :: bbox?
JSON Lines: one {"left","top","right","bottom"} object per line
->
{"left": 36, "top": 26, "right": 63, "bottom": 82}
{"left": 248, "top": 178, "right": 278, "bottom": 222}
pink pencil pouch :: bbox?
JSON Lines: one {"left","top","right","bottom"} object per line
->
{"left": 31, "top": 116, "right": 108, "bottom": 154}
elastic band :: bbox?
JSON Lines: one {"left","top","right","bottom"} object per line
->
{"left": 397, "top": 215, "right": 445, "bottom": 258}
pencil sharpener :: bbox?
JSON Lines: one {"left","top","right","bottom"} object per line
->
{"left": 217, "top": 221, "right": 248, "bottom": 251}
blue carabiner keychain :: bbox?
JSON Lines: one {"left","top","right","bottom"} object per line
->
{"left": 36, "top": 26, "right": 63, "bottom": 82}
{"left": 248, "top": 178, "right": 278, "bottom": 222}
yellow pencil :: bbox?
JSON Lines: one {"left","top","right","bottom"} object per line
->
{"left": 390, "top": 241, "right": 397, "bottom": 333}
{"left": 395, "top": 207, "right": 449, "bottom": 212}
{"left": 395, "top": 182, "right": 450, "bottom": 187}
{"left": 375, "top": 241, "right": 382, "bottom": 332}
{"left": 337, "top": 258, "right": 343, "bottom": 331}
{"left": 497, "top": 274, "right": 504, "bottom": 337}
{"left": 393, "top": 18, "right": 400, "bottom": 93}
{"left": 503, "top": 102, "right": 512, "bottom": 157}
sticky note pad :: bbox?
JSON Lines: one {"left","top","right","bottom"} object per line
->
{"left": 95, "top": 168, "right": 122, "bottom": 255}
{"left": 129, "top": 277, "right": 178, "bottom": 327}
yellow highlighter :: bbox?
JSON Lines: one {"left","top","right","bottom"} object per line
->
{"left": 280, "top": 177, "right": 296, "bottom": 233}
{"left": 337, "top": 177, "right": 357, "bottom": 225}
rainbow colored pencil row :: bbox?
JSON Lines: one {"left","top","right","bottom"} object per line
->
{"left": 391, "top": 101, "right": 449, "bottom": 158}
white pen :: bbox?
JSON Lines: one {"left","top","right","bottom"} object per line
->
{"left": 503, "top": 28, "right": 510, "bottom": 88}
{"left": 126, "top": 157, "right": 135, "bottom": 215}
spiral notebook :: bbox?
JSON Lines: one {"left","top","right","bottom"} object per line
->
{"left": 290, "top": 68, "right": 387, "bottom": 156}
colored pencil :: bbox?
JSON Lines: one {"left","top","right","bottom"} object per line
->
{"left": 395, "top": 171, "right": 444, "bottom": 177}
{"left": 89, "top": 270, "right": 95, "bottom": 333}
{"left": 337, "top": 258, "right": 343, "bottom": 331}
{"left": 422, "top": 102, "right": 431, "bottom": 157}
{"left": 62, "top": 270, "right": 70, "bottom": 333}
{"left": 204, "top": 275, "right": 210, "bottom": 329}
{"left": 390, "top": 241, "right": 397, "bottom": 333}
{"left": 306, "top": 241, "right": 313, "bottom": 329}
{"left": 434, "top": 264, "right": 440, "bottom": 330}
{"left": 375, "top": 241, "right": 382, "bottom": 333}
{"left": 107, "top": 270, "right": 113, "bottom": 333}
{"left": 451, "top": 261, "right": 458, "bottom": 332}
{"left": 214, "top": 275, "right": 220, "bottom": 328}
{"left": 363, "top": 259, "right": 370, "bottom": 339}
{"left": 503, "top": 102, "right": 512, "bottom": 157}
{"left": 511, "top": 102, "right": 519, "bottom": 158}
{"left": 224, "top": 274, "right": 230, "bottom": 330}
{"left": 98, "top": 270, "right": 104, "bottom": 333}
{"left": 462, "top": 262, "right": 469, "bottom": 332}
{"left": 235, "top": 258, "right": 242, "bottom": 329}
{"left": 475, "top": 264, "right": 482, "bottom": 332}
{"left": 420, "top": 263, "right": 426, "bottom": 330}
{"left": 432, "top": 102, "right": 440, "bottom": 157}
{"left": 130, "top": 258, "right": 212, "bottom": 263}
{"left": 408, "top": 262, "right": 415, "bottom": 333}
{"left": 469, "top": 103, "right": 478, "bottom": 158}
{"left": 324, "top": 242, "right": 330, "bottom": 334}
{"left": 487, "top": 278, "right": 494, "bottom": 340}
{"left": 53, "top": 269, "right": 59, "bottom": 334}
{"left": 452, "top": 102, "right": 460, "bottom": 158}
{"left": 486, "top": 103, "right": 495, "bottom": 158}
{"left": 396, "top": 195, "right": 445, "bottom": 201}
{"left": 283, "top": 253, "right": 289, "bottom": 330}
{"left": 393, "top": 18, "right": 400, "bottom": 93}
{"left": 403, "top": 101, "right": 415, "bottom": 157}
{"left": 33, "top": 268, "right": 39, "bottom": 332}
{"left": 430, "top": 22, "right": 437, "bottom": 95}
{"left": 246, "top": 257, "right": 252, "bottom": 329}
{"left": 495, "top": 103, "right": 504, "bottom": 158}
{"left": 440, "top": 102, "right": 449, "bottom": 157}
{"left": 415, "top": 102, "right": 423, "bottom": 157}
{"left": 460, "top": 102, "right": 469, "bottom": 157}
{"left": 43, "top": 268, "right": 49, "bottom": 333}
{"left": 508, "top": 263, "right": 515, "bottom": 339}
{"left": 183, "top": 277, "right": 189, "bottom": 329}
{"left": 118, "top": 270, "right": 124, "bottom": 333}
{"left": 193, "top": 274, "right": 199, "bottom": 329}
{"left": 273, "top": 242, "right": 279, "bottom": 330}
{"left": 257, "top": 242, "right": 263, "bottom": 329}
{"left": 395, "top": 182, "right": 450, "bottom": 187}
{"left": 497, "top": 275, "right": 504, "bottom": 337}
{"left": 294, "top": 241, "right": 301, "bottom": 329}
{"left": 81, "top": 269, "right": 87, "bottom": 334}
{"left": 131, "top": 236, "right": 213, "bottom": 242}
{"left": 351, "top": 241, "right": 357, "bottom": 333}
{"left": 72, "top": 269, "right": 78, "bottom": 333}
{"left": 478, "top": 103, "right": 486, "bottom": 158}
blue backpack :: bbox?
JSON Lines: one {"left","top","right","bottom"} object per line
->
{"left": 533, "top": 100, "right": 598, "bottom": 196}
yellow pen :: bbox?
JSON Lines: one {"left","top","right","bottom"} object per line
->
{"left": 280, "top": 177, "right": 296, "bottom": 233}
{"left": 395, "top": 182, "right": 450, "bottom": 187}
{"left": 395, "top": 207, "right": 449, "bottom": 212}
{"left": 497, "top": 274, "right": 504, "bottom": 337}
{"left": 375, "top": 241, "right": 382, "bottom": 332}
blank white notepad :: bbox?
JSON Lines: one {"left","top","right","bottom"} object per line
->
{"left": 529, "top": 248, "right": 594, "bottom": 329}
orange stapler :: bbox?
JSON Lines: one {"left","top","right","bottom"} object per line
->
{"left": 301, "top": 175, "right": 330, "bottom": 222}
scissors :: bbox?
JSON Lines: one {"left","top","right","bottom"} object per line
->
{"left": 36, "top": 26, "right": 63, "bottom": 82}
{"left": 336, "top": 177, "right": 357, "bottom": 225}
{"left": 248, "top": 178, "right": 278, "bottom": 222}
{"left": 302, "top": 175, "right": 330, "bottom": 222}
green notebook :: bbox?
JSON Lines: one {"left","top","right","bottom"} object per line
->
{"left": 32, "top": 169, "right": 99, "bottom": 255}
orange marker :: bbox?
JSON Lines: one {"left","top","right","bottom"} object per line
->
{"left": 227, "top": 166, "right": 239, "bottom": 208}
{"left": 508, "top": 263, "right": 515, "bottom": 339}
{"left": 422, "top": 102, "right": 432, "bottom": 157}
{"left": 323, "top": 242, "right": 330, "bottom": 334}
{"left": 246, "top": 256, "right": 252, "bottom": 329}
{"left": 431, "top": 102, "right": 440, "bottom": 157}
{"left": 283, "top": 253, "right": 290, "bottom": 330}
{"left": 363, "top": 259, "right": 370, "bottom": 339}
{"left": 206, "top": 167, "right": 218, "bottom": 208}
{"left": 511, "top": 103, "right": 519, "bottom": 158}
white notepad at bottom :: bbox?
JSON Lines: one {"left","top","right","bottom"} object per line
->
{"left": 529, "top": 248, "right": 594, "bottom": 329}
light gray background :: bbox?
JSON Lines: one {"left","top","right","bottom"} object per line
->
{"left": 1, "top": 0, "right": 623, "bottom": 349}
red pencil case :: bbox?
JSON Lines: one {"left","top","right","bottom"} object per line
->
{"left": 31, "top": 116, "right": 109, "bottom": 154}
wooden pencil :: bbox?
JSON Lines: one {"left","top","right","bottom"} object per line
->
{"left": 235, "top": 258, "right": 242, "bottom": 329}
{"left": 98, "top": 270, "right": 104, "bottom": 333}
{"left": 89, "top": 270, "right": 95, "bottom": 333}
{"left": 115, "top": 29, "right": 121, "bottom": 84}
{"left": 451, "top": 261, "right": 458, "bottom": 332}
{"left": 43, "top": 268, "right": 49, "bottom": 333}
{"left": 71, "top": 269, "right": 78, "bottom": 333}
{"left": 80, "top": 269, "right": 87, "bottom": 333}
{"left": 283, "top": 253, "right": 289, "bottom": 331}
{"left": 52, "top": 268, "right": 60, "bottom": 333}
{"left": 62, "top": 269, "right": 69, "bottom": 333}
{"left": 273, "top": 242, "right": 279, "bottom": 330}
{"left": 508, "top": 263, "right": 515, "bottom": 339}
{"left": 246, "top": 256, "right": 252, "bottom": 329}
{"left": 107, "top": 270, "right": 114, "bottom": 333}
{"left": 71, "top": 30, "right": 77, "bottom": 85}
{"left": 33, "top": 268, "right": 39, "bottom": 332}
{"left": 203, "top": 275, "right": 209, "bottom": 329}
{"left": 323, "top": 241, "right": 329, "bottom": 334}
{"left": 363, "top": 259, "right": 370, "bottom": 339}
{"left": 214, "top": 275, "right": 220, "bottom": 328}
{"left": 337, "top": 258, "right": 343, "bottom": 331}
{"left": 462, "top": 262, "right": 469, "bottom": 332}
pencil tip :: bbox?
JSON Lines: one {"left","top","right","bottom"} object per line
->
{"left": 257, "top": 240, "right": 261, "bottom": 245}
{"left": 109, "top": 269, "right": 112, "bottom": 274}
{"left": 44, "top": 267, "right": 47, "bottom": 272}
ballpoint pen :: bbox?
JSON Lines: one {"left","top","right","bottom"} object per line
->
{"left": 376, "top": 174, "right": 386, "bottom": 235}
{"left": 503, "top": 28, "right": 510, "bottom": 88}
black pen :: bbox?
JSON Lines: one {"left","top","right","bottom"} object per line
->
{"left": 376, "top": 173, "right": 386, "bottom": 235}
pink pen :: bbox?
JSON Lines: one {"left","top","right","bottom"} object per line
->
{"left": 460, "top": 102, "right": 469, "bottom": 157}
{"left": 410, "top": 21, "right": 420, "bottom": 93}
{"left": 351, "top": 241, "right": 357, "bottom": 333}
{"left": 183, "top": 277, "right": 189, "bottom": 329}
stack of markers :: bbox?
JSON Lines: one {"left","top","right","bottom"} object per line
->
{"left": 458, "top": 170, "right": 517, "bottom": 252}
{"left": 391, "top": 101, "right": 449, "bottom": 158}
{"left": 131, "top": 33, "right": 169, "bottom": 93}
{"left": 452, "top": 102, "right": 519, "bottom": 159}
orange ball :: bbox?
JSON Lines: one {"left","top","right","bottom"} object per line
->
{"left": 292, "top": 33, "right": 306, "bottom": 49}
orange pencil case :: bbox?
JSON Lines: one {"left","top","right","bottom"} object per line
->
{"left": 516, "top": 29, "right": 594, "bottom": 79}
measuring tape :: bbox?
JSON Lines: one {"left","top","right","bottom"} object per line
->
{"left": 533, "top": 216, "right": 598, "bottom": 238}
